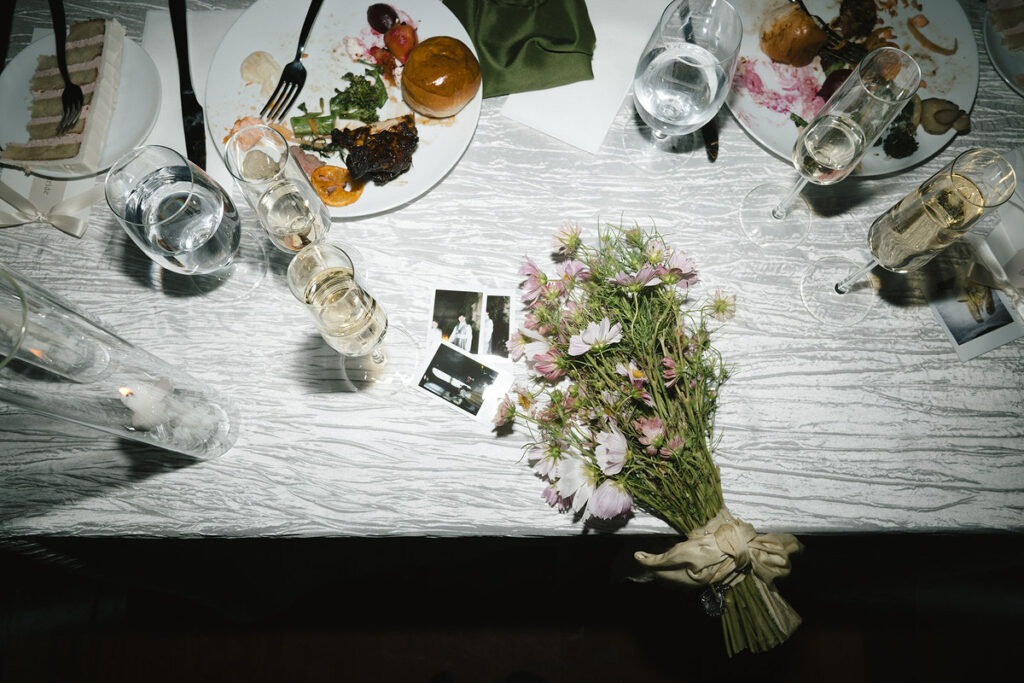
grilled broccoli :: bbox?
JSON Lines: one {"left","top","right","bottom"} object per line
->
{"left": 330, "top": 67, "right": 387, "bottom": 123}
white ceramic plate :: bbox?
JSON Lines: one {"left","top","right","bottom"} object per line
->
{"left": 984, "top": 11, "right": 1024, "bottom": 98}
{"left": 0, "top": 33, "right": 161, "bottom": 179}
{"left": 205, "top": 0, "right": 482, "bottom": 219}
{"left": 726, "top": 0, "right": 978, "bottom": 176}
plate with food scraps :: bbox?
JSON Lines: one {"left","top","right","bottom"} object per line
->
{"left": 726, "top": 0, "right": 978, "bottom": 177}
{"left": 983, "top": 7, "right": 1024, "bottom": 98}
{"left": 0, "top": 32, "right": 161, "bottom": 179}
{"left": 205, "top": 0, "right": 483, "bottom": 218}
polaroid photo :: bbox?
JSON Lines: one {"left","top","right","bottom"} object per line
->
{"left": 427, "top": 287, "right": 516, "bottom": 365}
{"left": 929, "top": 279, "right": 1024, "bottom": 361}
{"left": 415, "top": 340, "right": 514, "bottom": 426}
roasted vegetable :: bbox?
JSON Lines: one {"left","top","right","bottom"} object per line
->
{"left": 330, "top": 67, "right": 388, "bottom": 123}
{"left": 881, "top": 95, "right": 921, "bottom": 159}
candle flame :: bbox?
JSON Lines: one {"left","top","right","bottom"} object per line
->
{"left": 118, "top": 386, "right": 133, "bottom": 398}
{"left": 26, "top": 347, "right": 46, "bottom": 360}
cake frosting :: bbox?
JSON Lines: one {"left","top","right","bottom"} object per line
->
{"left": 1, "top": 18, "right": 124, "bottom": 174}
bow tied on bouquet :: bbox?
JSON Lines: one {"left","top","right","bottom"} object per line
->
{"left": 496, "top": 221, "right": 802, "bottom": 656}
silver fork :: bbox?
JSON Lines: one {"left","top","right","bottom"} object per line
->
{"left": 260, "top": 0, "right": 325, "bottom": 122}
{"left": 792, "top": 0, "right": 869, "bottom": 66}
{"left": 47, "top": 0, "right": 84, "bottom": 135}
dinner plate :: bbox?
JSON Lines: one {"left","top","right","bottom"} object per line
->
{"left": 205, "top": 0, "right": 483, "bottom": 219}
{"left": 983, "top": 10, "right": 1024, "bottom": 98}
{"left": 726, "top": 0, "right": 979, "bottom": 177}
{"left": 0, "top": 33, "right": 161, "bottom": 180}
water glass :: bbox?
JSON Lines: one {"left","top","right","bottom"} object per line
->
{"left": 224, "top": 124, "right": 331, "bottom": 253}
{"left": 105, "top": 145, "right": 242, "bottom": 274}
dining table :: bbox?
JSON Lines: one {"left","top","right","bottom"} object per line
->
{"left": 1, "top": 0, "right": 1023, "bottom": 550}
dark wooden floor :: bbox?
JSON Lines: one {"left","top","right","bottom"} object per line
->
{"left": 2, "top": 533, "right": 1022, "bottom": 682}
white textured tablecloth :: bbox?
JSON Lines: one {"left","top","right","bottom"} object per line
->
{"left": 1, "top": 0, "right": 1023, "bottom": 538}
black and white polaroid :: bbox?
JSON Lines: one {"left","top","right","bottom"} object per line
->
{"left": 415, "top": 340, "right": 513, "bottom": 425}
{"left": 428, "top": 287, "right": 515, "bottom": 363}
{"left": 929, "top": 278, "right": 1024, "bottom": 361}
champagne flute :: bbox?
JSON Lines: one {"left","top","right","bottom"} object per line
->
{"left": 740, "top": 47, "right": 921, "bottom": 250}
{"left": 621, "top": 0, "right": 743, "bottom": 174}
{"left": 287, "top": 243, "right": 419, "bottom": 395}
{"left": 801, "top": 148, "right": 1017, "bottom": 326}
{"left": 223, "top": 124, "right": 331, "bottom": 253}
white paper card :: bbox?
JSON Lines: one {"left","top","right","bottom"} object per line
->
{"left": 500, "top": 0, "right": 667, "bottom": 154}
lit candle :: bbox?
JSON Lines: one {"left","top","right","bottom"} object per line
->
{"left": 0, "top": 305, "right": 101, "bottom": 380}
{"left": 118, "top": 378, "right": 173, "bottom": 430}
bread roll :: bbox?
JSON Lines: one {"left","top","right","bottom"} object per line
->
{"left": 760, "top": 3, "right": 828, "bottom": 67}
{"left": 401, "top": 36, "right": 481, "bottom": 118}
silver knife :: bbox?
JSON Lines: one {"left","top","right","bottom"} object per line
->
{"left": 682, "top": 4, "right": 719, "bottom": 162}
{"left": 169, "top": 0, "right": 205, "bottom": 170}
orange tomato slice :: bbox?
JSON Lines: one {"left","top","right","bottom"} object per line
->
{"left": 310, "top": 165, "right": 364, "bottom": 207}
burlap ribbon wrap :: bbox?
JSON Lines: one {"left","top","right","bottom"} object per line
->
{"left": 634, "top": 506, "right": 803, "bottom": 636}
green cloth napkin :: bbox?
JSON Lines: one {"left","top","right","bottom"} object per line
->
{"left": 442, "top": 0, "right": 597, "bottom": 98}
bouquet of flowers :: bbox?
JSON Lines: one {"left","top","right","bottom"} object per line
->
{"left": 497, "top": 221, "right": 802, "bottom": 656}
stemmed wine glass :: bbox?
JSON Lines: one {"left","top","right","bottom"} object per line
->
{"left": 287, "top": 243, "right": 420, "bottom": 395}
{"left": 740, "top": 47, "right": 922, "bottom": 250}
{"left": 800, "top": 148, "right": 1018, "bottom": 325}
{"left": 621, "top": 0, "right": 743, "bottom": 174}
{"left": 105, "top": 145, "right": 268, "bottom": 301}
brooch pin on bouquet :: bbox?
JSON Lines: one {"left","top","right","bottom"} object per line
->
{"left": 496, "top": 221, "right": 802, "bottom": 656}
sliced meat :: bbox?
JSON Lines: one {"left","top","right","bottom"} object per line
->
{"left": 331, "top": 114, "right": 419, "bottom": 186}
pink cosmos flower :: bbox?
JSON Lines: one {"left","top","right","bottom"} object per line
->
{"left": 608, "top": 264, "right": 661, "bottom": 290}
{"left": 659, "top": 435, "right": 686, "bottom": 459}
{"left": 519, "top": 257, "right": 547, "bottom": 303}
{"left": 633, "top": 416, "right": 666, "bottom": 455}
{"left": 533, "top": 348, "right": 566, "bottom": 381}
{"left": 493, "top": 394, "right": 517, "bottom": 426}
{"left": 552, "top": 222, "right": 582, "bottom": 258}
{"left": 567, "top": 317, "right": 623, "bottom": 356}
{"left": 587, "top": 480, "right": 633, "bottom": 519}
{"left": 661, "top": 357, "right": 678, "bottom": 387}
{"left": 594, "top": 423, "right": 628, "bottom": 475}
{"left": 558, "top": 259, "right": 590, "bottom": 282}
{"left": 657, "top": 251, "right": 699, "bottom": 288}
{"left": 507, "top": 333, "right": 528, "bottom": 361}
{"left": 542, "top": 484, "right": 572, "bottom": 512}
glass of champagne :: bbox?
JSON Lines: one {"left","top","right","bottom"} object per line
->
{"left": 105, "top": 145, "right": 268, "bottom": 300}
{"left": 287, "top": 243, "right": 419, "bottom": 395}
{"left": 740, "top": 47, "right": 921, "bottom": 250}
{"left": 223, "top": 124, "right": 331, "bottom": 253}
{"left": 802, "top": 148, "right": 1017, "bottom": 325}
{"left": 621, "top": 0, "right": 743, "bottom": 174}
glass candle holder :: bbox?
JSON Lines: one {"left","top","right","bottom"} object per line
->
{"left": 1, "top": 263, "right": 239, "bottom": 459}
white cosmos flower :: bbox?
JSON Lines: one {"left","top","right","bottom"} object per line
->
{"left": 567, "top": 317, "right": 623, "bottom": 356}
{"left": 554, "top": 457, "right": 595, "bottom": 514}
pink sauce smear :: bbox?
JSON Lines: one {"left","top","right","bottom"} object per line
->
{"left": 733, "top": 57, "right": 826, "bottom": 122}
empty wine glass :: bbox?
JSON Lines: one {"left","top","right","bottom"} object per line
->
{"left": 287, "top": 243, "right": 419, "bottom": 395}
{"left": 740, "top": 47, "right": 921, "bottom": 250}
{"left": 801, "top": 148, "right": 1017, "bottom": 326}
{"left": 105, "top": 145, "right": 268, "bottom": 300}
{"left": 621, "top": 0, "right": 742, "bottom": 174}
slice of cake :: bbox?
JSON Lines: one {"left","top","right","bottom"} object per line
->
{"left": 1, "top": 18, "right": 124, "bottom": 174}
